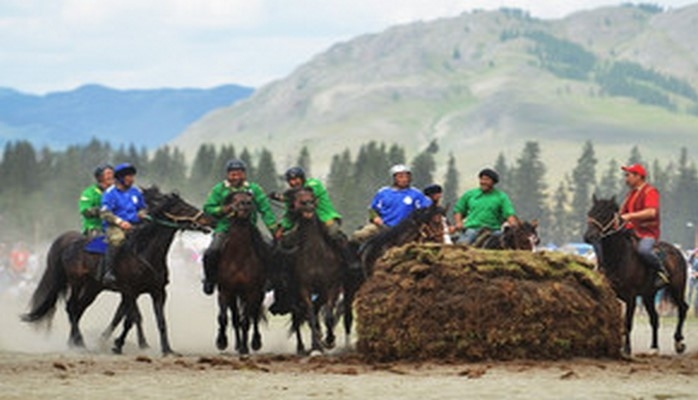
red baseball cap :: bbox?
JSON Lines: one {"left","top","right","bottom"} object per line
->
{"left": 621, "top": 163, "right": 647, "bottom": 177}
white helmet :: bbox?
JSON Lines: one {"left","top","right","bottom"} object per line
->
{"left": 390, "top": 164, "right": 411, "bottom": 176}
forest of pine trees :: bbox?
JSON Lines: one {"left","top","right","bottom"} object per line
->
{"left": 0, "top": 138, "right": 696, "bottom": 250}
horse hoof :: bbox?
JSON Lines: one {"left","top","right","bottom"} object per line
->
{"left": 162, "top": 350, "right": 180, "bottom": 357}
{"left": 675, "top": 341, "right": 686, "bottom": 354}
{"left": 216, "top": 336, "right": 228, "bottom": 351}
{"left": 139, "top": 342, "right": 150, "bottom": 350}
{"left": 238, "top": 348, "right": 250, "bottom": 356}
{"left": 648, "top": 348, "right": 659, "bottom": 356}
{"left": 309, "top": 349, "right": 323, "bottom": 357}
{"left": 111, "top": 347, "right": 123, "bottom": 355}
{"left": 251, "top": 336, "right": 262, "bottom": 352}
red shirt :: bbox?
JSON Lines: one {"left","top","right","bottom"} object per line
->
{"left": 621, "top": 183, "right": 660, "bottom": 240}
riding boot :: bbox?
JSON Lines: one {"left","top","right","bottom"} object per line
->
{"left": 101, "top": 246, "right": 118, "bottom": 286}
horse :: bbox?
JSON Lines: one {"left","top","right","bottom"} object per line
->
{"left": 22, "top": 187, "right": 211, "bottom": 355}
{"left": 472, "top": 219, "right": 540, "bottom": 250}
{"left": 583, "top": 195, "right": 688, "bottom": 355}
{"left": 214, "top": 191, "right": 270, "bottom": 355}
{"left": 280, "top": 187, "right": 346, "bottom": 355}
{"left": 357, "top": 203, "right": 448, "bottom": 276}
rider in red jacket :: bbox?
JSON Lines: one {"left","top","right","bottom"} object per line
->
{"left": 620, "top": 163, "right": 669, "bottom": 287}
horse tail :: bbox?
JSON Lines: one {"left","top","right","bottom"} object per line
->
{"left": 21, "top": 235, "right": 71, "bottom": 324}
{"left": 659, "top": 242, "right": 688, "bottom": 306}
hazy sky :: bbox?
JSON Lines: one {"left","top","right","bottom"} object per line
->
{"left": 1, "top": 0, "right": 696, "bottom": 93}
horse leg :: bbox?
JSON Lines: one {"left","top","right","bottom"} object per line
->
{"left": 67, "top": 283, "right": 101, "bottom": 348}
{"left": 292, "top": 306, "right": 306, "bottom": 355}
{"left": 230, "top": 297, "right": 243, "bottom": 353}
{"left": 643, "top": 294, "right": 660, "bottom": 352}
{"left": 216, "top": 293, "right": 229, "bottom": 351}
{"left": 250, "top": 291, "right": 263, "bottom": 352}
{"left": 302, "top": 290, "right": 323, "bottom": 353}
{"left": 668, "top": 286, "right": 688, "bottom": 354}
{"left": 623, "top": 298, "right": 637, "bottom": 356}
{"left": 102, "top": 298, "right": 127, "bottom": 341}
{"left": 133, "top": 304, "right": 149, "bottom": 350}
{"left": 113, "top": 296, "right": 137, "bottom": 354}
{"left": 238, "top": 299, "right": 251, "bottom": 356}
{"left": 150, "top": 290, "right": 174, "bottom": 356}
{"left": 323, "top": 289, "right": 339, "bottom": 349}
{"left": 343, "top": 290, "right": 354, "bottom": 348}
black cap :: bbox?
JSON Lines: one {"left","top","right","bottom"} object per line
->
{"left": 478, "top": 168, "right": 499, "bottom": 184}
{"left": 285, "top": 166, "right": 306, "bottom": 181}
{"left": 423, "top": 184, "right": 443, "bottom": 197}
{"left": 93, "top": 163, "right": 113, "bottom": 181}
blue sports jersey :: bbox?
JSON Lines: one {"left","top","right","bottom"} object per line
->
{"left": 370, "top": 186, "right": 432, "bottom": 227}
{"left": 101, "top": 185, "right": 146, "bottom": 226}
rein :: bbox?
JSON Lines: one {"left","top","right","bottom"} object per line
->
{"left": 146, "top": 210, "right": 203, "bottom": 229}
{"left": 588, "top": 212, "right": 626, "bottom": 238}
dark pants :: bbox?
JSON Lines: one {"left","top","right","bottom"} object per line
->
{"left": 637, "top": 237, "right": 663, "bottom": 273}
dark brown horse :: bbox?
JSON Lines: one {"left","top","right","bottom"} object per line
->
{"left": 22, "top": 187, "right": 211, "bottom": 355}
{"left": 584, "top": 196, "right": 688, "bottom": 355}
{"left": 282, "top": 187, "right": 345, "bottom": 355}
{"left": 473, "top": 219, "right": 540, "bottom": 250}
{"left": 214, "top": 191, "right": 269, "bottom": 355}
{"left": 357, "top": 203, "right": 448, "bottom": 276}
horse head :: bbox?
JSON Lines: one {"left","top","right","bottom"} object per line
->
{"left": 223, "top": 191, "right": 256, "bottom": 221}
{"left": 584, "top": 194, "right": 620, "bottom": 244}
{"left": 143, "top": 185, "right": 213, "bottom": 232}
{"left": 502, "top": 219, "right": 540, "bottom": 251}
{"left": 286, "top": 187, "right": 317, "bottom": 221}
{"left": 412, "top": 204, "right": 447, "bottom": 243}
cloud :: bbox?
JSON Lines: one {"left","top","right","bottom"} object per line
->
{"left": 0, "top": 0, "right": 696, "bottom": 93}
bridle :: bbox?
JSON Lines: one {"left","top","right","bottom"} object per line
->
{"left": 163, "top": 210, "right": 204, "bottom": 226}
{"left": 587, "top": 212, "right": 626, "bottom": 238}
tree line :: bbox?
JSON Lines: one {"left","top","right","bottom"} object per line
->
{"left": 0, "top": 138, "right": 695, "bottom": 249}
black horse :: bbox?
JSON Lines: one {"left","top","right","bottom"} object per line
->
{"left": 584, "top": 195, "right": 688, "bottom": 355}
{"left": 473, "top": 218, "right": 540, "bottom": 251}
{"left": 22, "top": 187, "right": 211, "bottom": 355}
{"left": 357, "top": 203, "right": 448, "bottom": 276}
{"left": 280, "top": 187, "right": 346, "bottom": 355}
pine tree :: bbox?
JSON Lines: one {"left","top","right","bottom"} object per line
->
{"left": 510, "top": 141, "right": 548, "bottom": 226}
{"left": 627, "top": 145, "right": 644, "bottom": 165}
{"left": 212, "top": 144, "right": 236, "bottom": 182}
{"left": 239, "top": 148, "right": 255, "bottom": 180}
{"left": 387, "top": 144, "right": 406, "bottom": 165}
{"left": 443, "top": 153, "right": 460, "bottom": 207}
{"left": 494, "top": 152, "right": 510, "bottom": 193}
{"left": 410, "top": 140, "right": 439, "bottom": 189}
{"left": 297, "top": 146, "right": 311, "bottom": 175}
{"left": 550, "top": 179, "right": 571, "bottom": 245}
{"left": 328, "top": 149, "right": 360, "bottom": 228}
{"left": 569, "top": 141, "right": 597, "bottom": 238}
{"left": 666, "top": 148, "right": 698, "bottom": 246}
{"left": 597, "top": 159, "right": 620, "bottom": 198}
{"left": 189, "top": 143, "right": 217, "bottom": 198}
{"left": 256, "top": 148, "right": 280, "bottom": 192}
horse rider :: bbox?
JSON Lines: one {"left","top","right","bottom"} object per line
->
{"left": 201, "top": 159, "right": 277, "bottom": 295}
{"left": 79, "top": 164, "right": 114, "bottom": 237}
{"left": 423, "top": 183, "right": 454, "bottom": 244}
{"left": 351, "top": 164, "right": 432, "bottom": 243}
{"left": 100, "top": 163, "right": 147, "bottom": 285}
{"left": 619, "top": 163, "right": 669, "bottom": 287}
{"left": 453, "top": 168, "right": 518, "bottom": 245}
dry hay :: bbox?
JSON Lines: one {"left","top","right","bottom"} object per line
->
{"left": 355, "top": 243, "right": 622, "bottom": 362}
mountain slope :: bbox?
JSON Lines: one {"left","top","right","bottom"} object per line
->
{"left": 0, "top": 84, "right": 253, "bottom": 149}
{"left": 172, "top": 5, "right": 698, "bottom": 184}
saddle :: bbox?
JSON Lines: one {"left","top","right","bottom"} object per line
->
{"left": 84, "top": 235, "right": 108, "bottom": 255}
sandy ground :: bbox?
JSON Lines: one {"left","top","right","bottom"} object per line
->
{"left": 2, "top": 235, "right": 698, "bottom": 399}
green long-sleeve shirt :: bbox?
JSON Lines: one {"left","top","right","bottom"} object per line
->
{"left": 280, "top": 178, "right": 342, "bottom": 230}
{"left": 454, "top": 188, "right": 516, "bottom": 230}
{"left": 79, "top": 184, "right": 104, "bottom": 234}
{"left": 203, "top": 180, "right": 277, "bottom": 234}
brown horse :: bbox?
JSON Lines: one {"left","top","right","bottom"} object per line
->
{"left": 473, "top": 219, "right": 540, "bottom": 250}
{"left": 584, "top": 196, "right": 688, "bottom": 355}
{"left": 22, "top": 187, "right": 211, "bottom": 355}
{"left": 281, "top": 187, "right": 345, "bottom": 355}
{"left": 214, "top": 191, "right": 269, "bottom": 355}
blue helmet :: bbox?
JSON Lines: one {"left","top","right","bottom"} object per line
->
{"left": 226, "top": 159, "right": 247, "bottom": 172}
{"left": 285, "top": 166, "right": 306, "bottom": 181}
{"left": 114, "top": 163, "right": 137, "bottom": 182}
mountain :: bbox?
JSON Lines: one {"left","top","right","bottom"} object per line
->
{"left": 0, "top": 84, "right": 253, "bottom": 150}
{"left": 172, "top": 5, "right": 698, "bottom": 184}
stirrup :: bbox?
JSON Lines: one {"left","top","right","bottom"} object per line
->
{"left": 654, "top": 271, "right": 669, "bottom": 288}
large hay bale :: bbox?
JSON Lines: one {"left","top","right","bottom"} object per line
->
{"left": 355, "top": 243, "right": 622, "bottom": 361}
